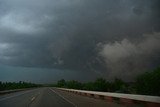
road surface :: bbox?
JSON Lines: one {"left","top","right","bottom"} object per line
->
{"left": 0, "top": 87, "right": 124, "bottom": 107}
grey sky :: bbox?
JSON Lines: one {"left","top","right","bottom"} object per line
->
{"left": 0, "top": 0, "right": 160, "bottom": 82}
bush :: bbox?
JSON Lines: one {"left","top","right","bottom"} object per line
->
{"left": 0, "top": 81, "right": 41, "bottom": 91}
{"left": 135, "top": 67, "right": 160, "bottom": 96}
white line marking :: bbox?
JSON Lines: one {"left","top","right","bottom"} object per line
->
{"left": 28, "top": 93, "right": 40, "bottom": 107}
{"left": 0, "top": 89, "right": 35, "bottom": 102}
{"left": 50, "top": 88, "right": 77, "bottom": 107}
{"left": 31, "top": 97, "right": 35, "bottom": 101}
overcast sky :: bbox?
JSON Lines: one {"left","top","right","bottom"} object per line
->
{"left": 0, "top": 0, "right": 160, "bottom": 82}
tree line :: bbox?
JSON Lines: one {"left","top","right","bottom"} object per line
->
{"left": 53, "top": 67, "right": 160, "bottom": 96}
{"left": 0, "top": 67, "right": 159, "bottom": 96}
{"left": 0, "top": 81, "right": 41, "bottom": 91}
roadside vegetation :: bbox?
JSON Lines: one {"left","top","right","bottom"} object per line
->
{"left": 53, "top": 67, "right": 160, "bottom": 96}
{"left": 0, "top": 81, "right": 41, "bottom": 91}
{"left": 0, "top": 67, "right": 159, "bottom": 96}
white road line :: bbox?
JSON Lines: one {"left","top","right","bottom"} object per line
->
{"left": 0, "top": 89, "right": 36, "bottom": 102}
{"left": 50, "top": 88, "right": 77, "bottom": 107}
{"left": 27, "top": 93, "right": 40, "bottom": 107}
{"left": 31, "top": 97, "right": 36, "bottom": 101}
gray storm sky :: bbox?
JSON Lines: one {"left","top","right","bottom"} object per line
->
{"left": 0, "top": 0, "right": 160, "bottom": 82}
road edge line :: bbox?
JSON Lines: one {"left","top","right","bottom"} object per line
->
{"left": 49, "top": 88, "right": 77, "bottom": 107}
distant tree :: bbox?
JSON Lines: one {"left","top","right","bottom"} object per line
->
{"left": 93, "top": 78, "right": 109, "bottom": 91}
{"left": 135, "top": 67, "right": 160, "bottom": 96}
{"left": 0, "top": 81, "right": 40, "bottom": 91}
{"left": 57, "top": 79, "right": 66, "bottom": 87}
{"left": 0, "top": 81, "right": 3, "bottom": 91}
{"left": 111, "top": 78, "right": 127, "bottom": 92}
{"left": 66, "top": 80, "right": 82, "bottom": 89}
{"left": 83, "top": 82, "right": 95, "bottom": 91}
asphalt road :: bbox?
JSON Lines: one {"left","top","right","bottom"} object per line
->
{"left": 0, "top": 87, "right": 124, "bottom": 107}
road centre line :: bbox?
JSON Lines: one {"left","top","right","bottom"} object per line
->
{"left": 31, "top": 97, "right": 36, "bottom": 101}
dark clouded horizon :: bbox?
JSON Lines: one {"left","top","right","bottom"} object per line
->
{"left": 0, "top": 0, "right": 160, "bottom": 82}
{"left": 0, "top": 64, "right": 98, "bottom": 83}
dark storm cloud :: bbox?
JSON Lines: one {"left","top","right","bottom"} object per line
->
{"left": 0, "top": 0, "right": 160, "bottom": 81}
{"left": 99, "top": 33, "right": 160, "bottom": 81}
